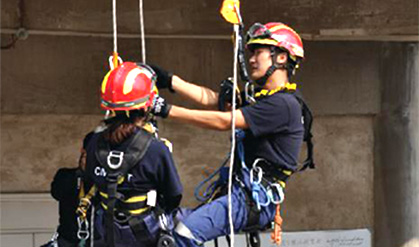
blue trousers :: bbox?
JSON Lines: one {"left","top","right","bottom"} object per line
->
{"left": 174, "top": 172, "right": 276, "bottom": 247}
{"left": 93, "top": 208, "right": 162, "bottom": 247}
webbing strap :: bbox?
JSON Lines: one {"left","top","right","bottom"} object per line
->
{"left": 105, "top": 174, "right": 119, "bottom": 247}
{"left": 292, "top": 92, "right": 315, "bottom": 171}
{"left": 241, "top": 184, "right": 261, "bottom": 232}
{"left": 128, "top": 216, "right": 152, "bottom": 244}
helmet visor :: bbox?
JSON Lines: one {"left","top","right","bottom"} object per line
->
{"left": 246, "top": 23, "right": 272, "bottom": 43}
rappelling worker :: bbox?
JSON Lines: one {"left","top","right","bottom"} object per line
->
{"left": 50, "top": 132, "right": 94, "bottom": 247}
{"left": 84, "top": 62, "right": 183, "bottom": 247}
{"left": 150, "top": 22, "right": 309, "bottom": 247}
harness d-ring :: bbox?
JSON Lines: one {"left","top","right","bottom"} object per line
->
{"left": 107, "top": 151, "right": 124, "bottom": 170}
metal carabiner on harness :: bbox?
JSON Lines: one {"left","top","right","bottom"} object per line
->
{"left": 250, "top": 161, "right": 270, "bottom": 210}
{"left": 107, "top": 151, "right": 124, "bottom": 170}
{"left": 267, "top": 183, "right": 285, "bottom": 204}
{"left": 249, "top": 163, "right": 263, "bottom": 184}
{"left": 77, "top": 216, "right": 90, "bottom": 240}
{"left": 245, "top": 82, "right": 256, "bottom": 104}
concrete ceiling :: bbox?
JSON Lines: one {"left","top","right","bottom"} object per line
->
{"left": 1, "top": 0, "right": 418, "bottom": 39}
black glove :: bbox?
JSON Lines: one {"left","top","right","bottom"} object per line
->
{"left": 149, "top": 64, "right": 175, "bottom": 92}
{"left": 218, "top": 78, "right": 242, "bottom": 111}
{"left": 152, "top": 96, "right": 172, "bottom": 118}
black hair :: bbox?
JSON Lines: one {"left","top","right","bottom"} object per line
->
{"left": 103, "top": 109, "right": 146, "bottom": 145}
{"left": 248, "top": 44, "right": 300, "bottom": 79}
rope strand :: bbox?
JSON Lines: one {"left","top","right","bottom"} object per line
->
{"left": 228, "top": 22, "right": 240, "bottom": 247}
{"left": 139, "top": 0, "right": 146, "bottom": 63}
{"left": 112, "top": 0, "right": 117, "bottom": 54}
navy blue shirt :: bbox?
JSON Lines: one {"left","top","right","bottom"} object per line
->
{"left": 85, "top": 131, "right": 183, "bottom": 211}
{"left": 240, "top": 92, "right": 304, "bottom": 171}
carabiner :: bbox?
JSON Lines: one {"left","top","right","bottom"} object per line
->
{"left": 249, "top": 165, "right": 263, "bottom": 185}
{"left": 77, "top": 217, "right": 90, "bottom": 240}
{"left": 108, "top": 55, "right": 123, "bottom": 70}
{"left": 268, "top": 183, "right": 285, "bottom": 204}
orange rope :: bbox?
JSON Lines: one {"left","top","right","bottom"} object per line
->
{"left": 112, "top": 51, "right": 119, "bottom": 68}
{"left": 271, "top": 204, "right": 283, "bottom": 245}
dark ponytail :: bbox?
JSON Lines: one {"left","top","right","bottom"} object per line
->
{"left": 103, "top": 110, "right": 146, "bottom": 145}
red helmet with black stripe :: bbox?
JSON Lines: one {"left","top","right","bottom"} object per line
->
{"left": 100, "top": 62, "right": 158, "bottom": 111}
{"left": 246, "top": 22, "right": 304, "bottom": 61}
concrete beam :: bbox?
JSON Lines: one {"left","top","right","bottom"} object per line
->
{"left": 2, "top": 28, "right": 418, "bottom": 42}
{"left": 375, "top": 42, "right": 419, "bottom": 247}
{"left": 1, "top": 0, "right": 418, "bottom": 37}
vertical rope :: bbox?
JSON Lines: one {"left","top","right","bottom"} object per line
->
{"left": 139, "top": 0, "right": 146, "bottom": 63}
{"left": 112, "top": 0, "right": 117, "bottom": 54}
{"left": 111, "top": 0, "right": 119, "bottom": 68}
{"left": 228, "top": 23, "right": 240, "bottom": 247}
{"left": 90, "top": 205, "right": 95, "bottom": 247}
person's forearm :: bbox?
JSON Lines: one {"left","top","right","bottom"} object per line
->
{"left": 168, "top": 105, "right": 248, "bottom": 130}
{"left": 172, "top": 75, "right": 219, "bottom": 109}
{"left": 169, "top": 105, "right": 231, "bottom": 130}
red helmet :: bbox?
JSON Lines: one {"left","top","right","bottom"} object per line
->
{"left": 101, "top": 62, "right": 158, "bottom": 111}
{"left": 246, "top": 22, "right": 304, "bottom": 61}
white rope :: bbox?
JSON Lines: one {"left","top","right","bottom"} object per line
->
{"left": 227, "top": 23, "right": 240, "bottom": 247}
{"left": 90, "top": 205, "right": 94, "bottom": 247}
{"left": 112, "top": 0, "right": 117, "bottom": 54}
{"left": 139, "top": 0, "right": 146, "bottom": 63}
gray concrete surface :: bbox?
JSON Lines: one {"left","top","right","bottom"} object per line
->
{"left": 375, "top": 43, "right": 419, "bottom": 247}
{"left": 2, "top": 0, "right": 418, "bottom": 36}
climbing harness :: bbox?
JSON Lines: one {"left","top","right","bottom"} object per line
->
{"left": 96, "top": 129, "right": 153, "bottom": 247}
{"left": 90, "top": 127, "right": 176, "bottom": 247}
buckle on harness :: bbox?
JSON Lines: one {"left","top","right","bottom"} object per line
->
{"left": 107, "top": 151, "right": 124, "bottom": 170}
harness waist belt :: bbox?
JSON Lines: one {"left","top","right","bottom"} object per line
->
{"left": 99, "top": 190, "right": 149, "bottom": 215}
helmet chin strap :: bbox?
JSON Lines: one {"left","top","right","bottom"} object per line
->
{"left": 254, "top": 46, "right": 287, "bottom": 86}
